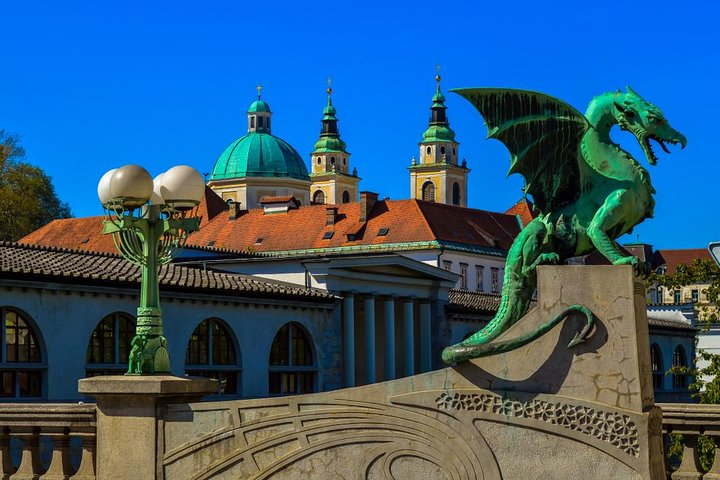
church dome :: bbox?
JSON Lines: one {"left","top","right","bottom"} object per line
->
{"left": 248, "top": 100, "right": 271, "bottom": 113}
{"left": 210, "top": 96, "right": 310, "bottom": 182}
{"left": 210, "top": 132, "right": 309, "bottom": 181}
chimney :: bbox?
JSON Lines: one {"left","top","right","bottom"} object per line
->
{"left": 228, "top": 201, "right": 242, "bottom": 220}
{"left": 359, "top": 191, "right": 378, "bottom": 223}
{"left": 326, "top": 206, "right": 339, "bottom": 226}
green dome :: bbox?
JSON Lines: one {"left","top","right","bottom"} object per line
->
{"left": 314, "top": 135, "right": 346, "bottom": 152}
{"left": 323, "top": 103, "right": 336, "bottom": 116}
{"left": 248, "top": 100, "right": 271, "bottom": 113}
{"left": 210, "top": 132, "right": 309, "bottom": 181}
{"left": 422, "top": 125, "right": 456, "bottom": 143}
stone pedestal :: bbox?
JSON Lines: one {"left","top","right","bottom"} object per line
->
{"left": 87, "top": 267, "right": 664, "bottom": 479}
{"left": 78, "top": 376, "right": 215, "bottom": 480}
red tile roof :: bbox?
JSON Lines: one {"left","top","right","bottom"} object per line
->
{"left": 504, "top": 198, "right": 537, "bottom": 227}
{"left": 19, "top": 216, "right": 114, "bottom": 254}
{"left": 652, "top": 248, "right": 713, "bottom": 275}
{"left": 188, "top": 199, "right": 521, "bottom": 254}
{"left": 0, "top": 242, "right": 334, "bottom": 301}
{"left": 19, "top": 188, "right": 228, "bottom": 255}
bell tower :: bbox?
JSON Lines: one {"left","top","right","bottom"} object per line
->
{"left": 309, "top": 78, "right": 360, "bottom": 204}
{"left": 409, "top": 69, "right": 470, "bottom": 206}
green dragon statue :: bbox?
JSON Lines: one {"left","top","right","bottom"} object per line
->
{"left": 441, "top": 87, "right": 686, "bottom": 364}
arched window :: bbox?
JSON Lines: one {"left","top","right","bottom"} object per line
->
{"left": 313, "top": 190, "right": 325, "bottom": 205}
{"left": 330, "top": 156, "right": 335, "bottom": 165}
{"left": 269, "top": 322, "right": 316, "bottom": 396}
{"left": 452, "top": 182, "right": 461, "bottom": 206}
{"left": 672, "top": 345, "right": 687, "bottom": 389}
{"left": 185, "top": 318, "right": 241, "bottom": 396}
{"left": 250, "top": 117, "right": 255, "bottom": 128}
{"left": 342, "top": 190, "right": 350, "bottom": 204}
{"left": 440, "top": 146, "right": 446, "bottom": 155}
{"left": 650, "top": 344, "right": 663, "bottom": 390}
{"left": 1, "top": 307, "right": 44, "bottom": 398}
{"left": 86, "top": 312, "right": 136, "bottom": 377}
{"left": 421, "top": 181, "right": 435, "bottom": 202}
{"left": 426, "top": 146, "right": 431, "bottom": 156}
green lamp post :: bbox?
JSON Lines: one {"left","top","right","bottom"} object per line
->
{"left": 97, "top": 164, "right": 205, "bottom": 375}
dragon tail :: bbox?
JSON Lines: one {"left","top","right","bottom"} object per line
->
{"left": 441, "top": 222, "right": 540, "bottom": 364}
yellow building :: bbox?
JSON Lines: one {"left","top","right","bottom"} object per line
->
{"left": 409, "top": 75, "right": 470, "bottom": 206}
{"left": 309, "top": 85, "right": 360, "bottom": 205}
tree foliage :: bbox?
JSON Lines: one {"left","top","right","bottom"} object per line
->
{"left": 0, "top": 130, "right": 71, "bottom": 241}
{"left": 648, "top": 259, "right": 720, "bottom": 322}
{"left": 651, "top": 258, "right": 720, "bottom": 470}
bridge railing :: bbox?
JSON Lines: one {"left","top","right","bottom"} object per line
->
{"left": 0, "top": 403, "right": 96, "bottom": 479}
{"left": 660, "top": 403, "right": 720, "bottom": 480}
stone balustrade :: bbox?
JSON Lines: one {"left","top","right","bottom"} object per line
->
{"left": 0, "top": 399, "right": 716, "bottom": 480}
{"left": 660, "top": 403, "right": 720, "bottom": 479}
{"left": 0, "top": 403, "right": 96, "bottom": 480}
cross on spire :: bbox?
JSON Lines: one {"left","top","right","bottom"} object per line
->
{"left": 256, "top": 82, "right": 262, "bottom": 99}
{"left": 327, "top": 75, "right": 333, "bottom": 96}
{"left": 435, "top": 64, "right": 441, "bottom": 85}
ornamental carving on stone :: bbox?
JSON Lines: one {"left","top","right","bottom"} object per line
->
{"left": 436, "top": 392, "right": 639, "bottom": 457}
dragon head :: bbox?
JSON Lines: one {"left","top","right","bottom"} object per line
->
{"left": 612, "top": 86, "right": 687, "bottom": 165}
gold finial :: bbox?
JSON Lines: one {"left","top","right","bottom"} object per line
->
{"left": 257, "top": 82, "right": 262, "bottom": 99}
{"left": 326, "top": 75, "right": 333, "bottom": 95}
{"left": 435, "top": 64, "right": 441, "bottom": 84}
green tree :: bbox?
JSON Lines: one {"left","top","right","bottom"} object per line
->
{"left": 0, "top": 130, "right": 71, "bottom": 241}
{"left": 650, "top": 259, "right": 720, "bottom": 470}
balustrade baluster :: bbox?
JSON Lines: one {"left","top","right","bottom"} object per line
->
{"left": 671, "top": 433, "right": 704, "bottom": 480}
{"left": 9, "top": 428, "right": 43, "bottom": 480}
{"left": 0, "top": 427, "right": 15, "bottom": 480}
{"left": 69, "top": 432, "right": 95, "bottom": 480}
{"left": 39, "top": 428, "right": 71, "bottom": 480}
{"left": 703, "top": 435, "right": 720, "bottom": 480}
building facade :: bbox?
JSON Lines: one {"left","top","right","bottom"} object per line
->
{"left": 0, "top": 243, "right": 338, "bottom": 401}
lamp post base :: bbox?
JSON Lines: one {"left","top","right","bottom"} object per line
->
{"left": 127, "top": 335, "right": 171, "bottom": 375}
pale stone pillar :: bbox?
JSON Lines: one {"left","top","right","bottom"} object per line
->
{"left": 420, "top": 301, "right": 432, "bottom": 372}
{"left": 42, "top": 428, "right": 72, "bottom": 480}
{"left": 384, "top": 296, "right": 396, "bottom": 380}
{"left": 78, "top": 376, "right": 215, "bottom": 480}
{"left": 403, "top": 299, "right": 414, "bottom": 376}
{"left": 365, "top": 295, "right": 376, "bottom": 384}
{"left": 70, "top": 431, "right": 97, "bottom": 480}
{"left": 0, "top": 427, "right": 12, "bottom": 479}
{"left": 342, "top": 293, "right": 355, "bottom": 388}
{"left": 11, "top": 427, "right": 41, "bottom": 480}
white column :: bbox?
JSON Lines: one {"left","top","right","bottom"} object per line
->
{"left": 343, "top": 293, "right": 355, "bottom": 388}
{"left": 420, "top": 301, "right": 432, "bottom": 372}
{"left": 384, "top": 296, "right": 396, "bottom": 380}
{"left": 365, "top": 295, "right": 376, "bottom": 384}
{"left": 403, "top": 299, "right": 414, "bottom": 376}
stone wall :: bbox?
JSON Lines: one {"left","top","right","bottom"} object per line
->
{"left": 157, "top": 266, "right": 664, "bottom": 479}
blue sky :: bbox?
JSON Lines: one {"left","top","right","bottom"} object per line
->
{"left": 1, "top": 0, "right": 717, "bottom": 249}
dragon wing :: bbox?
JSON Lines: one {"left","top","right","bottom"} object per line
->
{"left": 451, "top": 88, "right": 590, "bottom": 213}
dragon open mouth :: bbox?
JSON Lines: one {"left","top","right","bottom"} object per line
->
{"left": 642, "top": 134, "right": 684, "bottom": 165}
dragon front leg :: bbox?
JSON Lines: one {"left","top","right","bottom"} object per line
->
{"left": 587, "top": 190, "right": 648, "bottom": 275}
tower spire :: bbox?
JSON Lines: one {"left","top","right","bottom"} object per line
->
{"left": 409, "top": 70, "right": 469, "bottom": 207}
{"left": 257, "top": 82, "right": 262, "bottom": 99}
{"left": 309, "top": 79, "right": 359, "bottom": 205}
